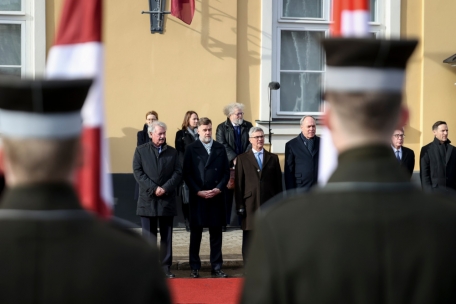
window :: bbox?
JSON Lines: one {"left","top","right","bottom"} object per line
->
{"left": 0, "top": 0, "right": 46, "bottom": 78}
{"left": 271, "top": 0, "right": 383, "bottom": 118}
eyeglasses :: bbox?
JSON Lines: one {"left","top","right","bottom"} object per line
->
{"left": 233, "top": 112, "right": 244, "bottom": 116}
{"left": 393, "top": 134, "right": 405, "bottom": 138}
{"left": 250, "top": 135, "right": 264, "bottom": 140}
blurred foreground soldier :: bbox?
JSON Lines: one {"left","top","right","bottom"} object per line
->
{"left": 420, "top": 121, "right": 456, "bottom": 192}
{"left": 235, "top": 127, "right": 282, "bottom": 265}
{"left": 133, "top": 120, "right": 181, "bottom": 278}
{"left": 216, "top": 103, "right": 253, "bottom": 229}
{"left": 391, "top": 128, "right": 415, "bottom": 178}
{"left": 183, "top": 117, "right": 230, "bottom": 278}
{"left": 242, "top": 38, "right": 456, "bottom": 303}
{"left": 284, "top": 115, "right": 320, "bottom": 191}
{"left": 0, "top": 78, "right": 170, "bottom": 303}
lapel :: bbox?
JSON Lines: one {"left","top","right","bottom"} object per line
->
{"left": 246, "top": 150, "right": 262, "bottom": 176}
{"left": 262, "top": 149, "right": 271, "bottom": 169}
{"left": 194, "top": 140, "right": 209, "bottom": 165}
{"left": 206, "top": 143, "right": 222, "bottom": 167}
{"left": 446, "top": 144, "right": 454, "bottom": 165}
{"left": 311, "top": 136, "right": 320, "bottom": 157}
{"left": 297, "top": 134, "right": 312, "bottom": 157}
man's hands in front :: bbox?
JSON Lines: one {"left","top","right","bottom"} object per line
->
{"left": 155, "top": 186, "right": 166, "bottom": 197}
{"left": 197, "top": 188, "right": 221, "bottom": 199}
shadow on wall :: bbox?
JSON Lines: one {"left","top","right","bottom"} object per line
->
{"left": 109, "top": 127, "right": 138, "bottom": 173}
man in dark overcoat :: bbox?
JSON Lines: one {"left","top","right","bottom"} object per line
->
{"left": 391, "top": 128, "right": 415, "bottom": 178}
{"left": 216, "top": 103, "right": 253, "bottom": 227}
{"left": 184, "top": 117, "right": 230, "bottom": 278}
{"left": 133, "top": 120, "right": 182, "bottom": 278}
{"left": 420, "top": 121, "right": 456, "bottom": 192}
{"left": 0, "top": 77, "right": 170, "bottom": 303}
{"left": 242, "top": 38, "right": 456, "bottom": 303}
{"left": 284, "top": 115, "right": 320, "bottom": 191}
{"left": 235, "top": 127, "right": 283, "bottom": 264}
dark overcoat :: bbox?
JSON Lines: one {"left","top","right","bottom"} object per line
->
{"left": 235, "top": 150, "right": 283, "bottom": 230}
{"left": 175, "top": 128, "right": 197, "bottom": 165}
{"left": 0, "top": 183, "right": 170, "bottom": 304}
{"left": 420, "top": 137, "right": 456, "bottom": 192}
{"left": 398, "top": 145, "right": 415, "bottom": 178}
{"left": 183, "top": 140, "right": 230, "bottom": 227}
{"left": 216, "top": 118, "right": 253, "bottom": 166}
{"left": 284, "top": 134, "right": 320, "bottom": 191}
{"left": 242, "top": 145, "right": 456, "bottom": 304}
{"left": 133, "top": 143, "right": 182, "bottom": 217}
{"left": 137, "top": 124, "right": 150, "bottom": 146}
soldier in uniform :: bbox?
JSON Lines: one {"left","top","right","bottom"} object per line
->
{"left": 0, "top": 77, "right": 170, "bottom": 303}
{"left": 241, "top": 38, "right": 456, "bottom": 303}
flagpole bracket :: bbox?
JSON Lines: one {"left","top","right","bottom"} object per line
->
{"left": 142, "top": 0, "right": 170, "bottom": 33}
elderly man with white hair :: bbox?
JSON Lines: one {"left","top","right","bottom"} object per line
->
{"left": 216, "top": 103, "right": 253, "bottom": 230}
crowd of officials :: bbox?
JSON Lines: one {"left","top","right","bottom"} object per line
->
{"left": 2, "top": 36, "right": 456, "bottom": 303}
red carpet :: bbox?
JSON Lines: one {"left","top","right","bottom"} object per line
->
{"left": 168, "top": 278, "right": 244, "bottom": 304}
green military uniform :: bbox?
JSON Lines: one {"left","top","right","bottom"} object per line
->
{"left": 242, "top": 145, "right": 456, "bottom": 303}
{"left": 0, "top": 183, "right": 171, "bottom": 303}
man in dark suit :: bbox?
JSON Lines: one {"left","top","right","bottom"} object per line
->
{"left": 235, "top": 127, "right": 283, "bottom": 264}
{"left": 391, "top": 128, "right": 415, "bottom": 177}
{"left": 284, "top": 115, "right": 320, "bottom": 191}
{"left": 0, "top": 77, "right": 170, "bottom": 303}
{"left": 420, "top": 121, "right": 456, "bottom": 192}
{"left": 133, "top": 120, "right": 182, "bottom": 278}
{"left": 216, "top": 103, "right": 253, "bottom": 228}
{"left": 242, "top": 38, "right": 456, "bottom": 303}
{"left": 183, "top": 117, "right": 230, "bottom": 278}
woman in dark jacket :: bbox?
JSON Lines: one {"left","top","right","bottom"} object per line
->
{"left": 175, "top": 111, "right": 199, "bottom": 231}
{"left": 134, "top": 110, "right": 158, "bottom": 201}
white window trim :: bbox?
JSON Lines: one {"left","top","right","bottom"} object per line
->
{"left": 0, "top": 0, "right": 46, "bottom": 78}
{"left": 258, "top": 0, "right": 401, "bottom": 152}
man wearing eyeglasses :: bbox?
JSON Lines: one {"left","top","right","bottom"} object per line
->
{"left": 391, "top": 128, "right": 415, "bottom": 177}
{"left": 234, "top": 127, "right": 282, "bottom": 265}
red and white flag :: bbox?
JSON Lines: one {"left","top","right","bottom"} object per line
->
{"left": 318, "top": 0, "right": 370, "bottom": 185}
{"left": 171, "top": 0, "right": 195, "bottom": 25}
{"left": 46, "top": 0, "right": 113, "bottom": 217}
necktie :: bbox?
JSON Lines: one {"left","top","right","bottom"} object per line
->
{"left": 256, "top": 152, "right": 262, "bottom": 170}
{"left": 396, "top": 150, "right": 400, "bottom": 161}
{"left": 158, "top": 146, "right": 162, "bottom": 154}
{"left": 234, "top": 125, "right": 241, "bottom": 135}
{"left": 307, "top": 138, "right": 314, "bottom": 152}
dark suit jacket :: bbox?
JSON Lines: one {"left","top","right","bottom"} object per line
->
{"left": 0, "top": 183, "right": 170, "bottom": 304}
{"left": 284, "top": 134, "right": 320, "bottom": 191}
{"left": 183, "top": 140, "right": 230, "bottom": 227}
{"left": 137, "top": 124, "right": 150, "bottom": 146}
{"left": 420, "top": 137, "right": 456, "bottom": 192}
{"left": 133, "top": 143, "right": 181, "bottom": 217}
{"left": 216, "top": 118, "right": 253, "bottom": 166}
{"left": 242, "top": 145, "right": 456, "bottom": 304}
{"left": 175, "top": 128, "right": 197, "bottom": 165}
{"left": 235, "top": 150, "right": 283, "bottom": 230}
{"left": 395, "top": 145, "right": 415, "bottom": 178}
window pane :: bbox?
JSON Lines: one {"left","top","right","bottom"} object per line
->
{"left": 0, "top": 67, "right": 21, "bottom": 78}
{"left": 281, "top": 31, "right": 324, "bottom": 71}
{"left": 280, "top": 72, "right": 323, "bottom": 112}
{"left": 0, "top": 24, "right": 21, "bottom": 65}
{"left": 370, "top": 0, "right": 377, "bottom": 22}
{"left": 282, "top": 0, "right": 322, "bottom": 18}
{"left": 0, "top": 0, "right": 21, "bottom": 11}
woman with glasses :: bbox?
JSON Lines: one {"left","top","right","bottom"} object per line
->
{"left": 137, "top": 110, "right": 158, "bottom": 146}
{"left": 175, "top": 111, "right": 199, "bottom": 231}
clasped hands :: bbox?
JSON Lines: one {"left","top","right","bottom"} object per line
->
{"left": 154, "top": 186, "right": 166, "bottom": 197}
{"left": 197, "top": 188, "right": 221, "bottom": 199}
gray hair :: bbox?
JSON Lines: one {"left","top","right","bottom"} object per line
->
{"left": 148, "top": 121, "right": 167, "bottom": 134}
{"left": 249, "top": 127, "right": 264, "bottom": 137}
{"left": 223, "top": 103, "right": 245, "bottom": 117}
{"left": 300, "top": 115, "right": 316, "bottom": 125}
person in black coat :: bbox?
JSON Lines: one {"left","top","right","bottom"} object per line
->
{"left": 284, "top": 116, "right": 320, "bottom": 191}
{"left": 184, "top": 117, "right": 230, "bottom": 278}
{"left": 0, "top": 78, "right": 170, "bottom": 303}
{"left": 420, "top": 121, "right": 456, "bottom": 192}
{"left": 175, "top": 111, "right": 199, "bottom": 231}
{"left": 391, "top": 128, "right": 415, "bottom": 178}
{"left": 133, "top": 121, "right": 182, "bottom": 278}
{"left": 134, "top": 110, "right": 159, "bottom": 201}
{"left": 215, "top": 103, "right": 253, "bottom": 227}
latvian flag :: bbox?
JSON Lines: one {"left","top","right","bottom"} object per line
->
{"left": 46, "top": 0, "right": 113, "bottom": 217}
{"left": 318, "top": 0, "right": 370, "bottom": 185}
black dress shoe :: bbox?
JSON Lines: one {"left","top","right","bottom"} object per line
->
{"left": 164, "top": 269, "right": 175, "bottom": 278}
{"left": 211, "top": 269, "right": 228, "bottom": 278}
{"left": 190, "top": 269, "right": 199, "bottom": 278}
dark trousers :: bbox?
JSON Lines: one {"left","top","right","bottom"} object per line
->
{"left": 182, "top": 202, "right": 189, "bottom": 223}
{"left": 141, "top": 216, "right": 173, "bottom": 270}
{"left": 224, "top": 189, "right": 233, "bottom": 226}
{"left": 242, "top": 230, "right": 252, "bottom": 266}
{"left": 189, "top": 226, "right": 223, "bottom": 271}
